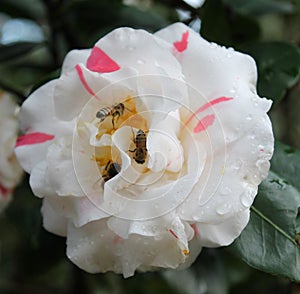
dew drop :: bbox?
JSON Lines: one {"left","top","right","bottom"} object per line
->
{"left": 216, "top": 203, "right": 231, "bottom": 215}
{"left": 246, "top": 114, "right": 252, "bottom": 121}
{"left": 152, "top": 225, "right": 158, "bottom": 233}
{"left": 240, "top": 192, "right": 253, "bottom": 208}
{"left": 232, "top": 159, "right": 243, "bottom": 172}
{"left": 210, "top": 43, "right": 218, "bottom": 49}
{"left": 137, "top": 59, "right": 145, "bottom": 65}
{"left": 226, "top": 53, "right": 232, "bottom": 58}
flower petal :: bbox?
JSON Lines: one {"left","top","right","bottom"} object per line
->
{"left": 16, "top": 80, "right": 74, "bottom": 172}
{"left": 195, "top": 210, "right": 250, "bottom": 247}
{"left": 155, "top": 23, "right": 258, "bottom": 99}
{"left": 41, "top": 198, "right": 68, "bottom": 237}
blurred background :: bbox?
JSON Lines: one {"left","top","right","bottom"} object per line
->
{"left": 0, "top": 0, "right": 299, "bottom": 293}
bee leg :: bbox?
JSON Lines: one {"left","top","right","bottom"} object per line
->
{"left": 128, "top": 148, "right": 136, "bottom": 153}
{"left": 112, "top": 112, "right": 120, "bottom": 129}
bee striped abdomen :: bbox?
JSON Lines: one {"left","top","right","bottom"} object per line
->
{"left": 96, "top": 107, "right": 112, "bottom": 121}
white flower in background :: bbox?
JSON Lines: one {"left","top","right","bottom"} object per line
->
{"left": 15, "top": 23, "right": 273, "bottom": 277}
{"left": 0, "top": 91, "right": 23, "bottom": 213}
{"left": 183, "top": 0, "right": 205, "bottom": 9}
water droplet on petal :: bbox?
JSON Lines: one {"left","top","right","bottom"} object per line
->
{"left": 241, "top": 192, "right": 253, "bottom": 208}
{"left": 137, "top": 59, "right": 145, "bottom": 65}
{"left": 216, "top": 203, "right": 232, "bottom": 215}
{"left": 246, "top": 114, "right": 253, "bottom": 121}
{"left": 232, "top": 159, "right": 243, "bottom": 172}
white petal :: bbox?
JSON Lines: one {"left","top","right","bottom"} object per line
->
{"left": 41, "top": 198, "right": 68, "bottom": 237}
{"left": 155, "top": 23, "right": 258, "bottom": 99}
{"left": 16, "top": 81, "right": 74, "bottom": 172}
{"left": 94, "top": 27, "right": 182, "bottom": 78}
{"left": 46, "top": 195, "right": 108, "bottom": 227}
{"left": 61, "top": 49, "right": 91, "bottom": 73}
{"left": 46, "top": 136, "right": 84, "bottom": 197}
{"left": 66, "top": 220, "right": 121, "bottom": 274}
{"left": 66, "top": 218, "right": 193, "bottom": 277}
{"left": 195, "top": 209, "right": 250, "bottom": 247}
{"left": 18, "top": 80, "right": 74, "bottom": 135}
{"left": 30, "top": 160, "right": 55, "bottom": 198}
{"left": 147, "top": 110, "right": 183, "bottom": 173}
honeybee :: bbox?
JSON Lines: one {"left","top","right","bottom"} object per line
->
{"left": 102, "top": 160, "right": 121, "bottom": 182}
{"left": 130, "top": 129, "right": 147, "bottom": 164}
{"left": 96, "top": 103, "right": 125, "bottom": 129}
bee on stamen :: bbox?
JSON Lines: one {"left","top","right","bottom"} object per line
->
{"left": 96, "top": 103, "right": 125, "bottom": 129}
{"left": 129, "top": 129, "right": 147, "bottom": 164}
{"left": 101, "top": 160, "right": 121, "bottom": 182}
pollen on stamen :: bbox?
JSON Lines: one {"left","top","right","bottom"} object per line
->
{"left": 183, "top": 249, "right": 190, "bottom": 256}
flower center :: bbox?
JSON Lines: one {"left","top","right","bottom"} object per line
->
{"left": 91, "top": 95, "right": 149, "bottom": 183}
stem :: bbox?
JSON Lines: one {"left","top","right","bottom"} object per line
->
{"left": 251, "top": 205, "right": 298, "bottom": 247}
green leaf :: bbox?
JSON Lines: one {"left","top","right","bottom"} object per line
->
{"left": 271, "top": 141, "right": 300, "bottom": 191}
{"left": 200, "top": 0, "right": 260, "bottom": 47}
{"left": 241, "top": 42, "right": 300, "bottom": 103}
{"left": 0, "top": 0, "right": 44, "bottom": 19}
{"left": 0, "top": 42, "right": 40, "bottom": 62}
{"left": 229, "top": 142, "right": 300, "bottom": 282}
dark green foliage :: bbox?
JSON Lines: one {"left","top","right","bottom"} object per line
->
{"left": 241, "top": 42, "right": 300, "bottom": 103}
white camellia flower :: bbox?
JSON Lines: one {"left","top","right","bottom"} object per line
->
{"left": 0, "top": 91, "right": 23, "bottom": 213}
{"left": 15, "top": 23, "right": 273, "bottom": 277}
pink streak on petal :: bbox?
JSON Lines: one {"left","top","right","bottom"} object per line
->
{"left": 113, "top": 235, "right": 124, "bottom": 244}
{"left": 16, "top": 132, "right": 55, "bottom": 147}
{"left": 185, "top": 96, "right": 233, "bottom": 126}
{"left": 174, "top": 31, "right": 189, "bottom": 52}
{"left": 191, "top": 223, "right": 199, "bottom": 237}
{"left": 75, "top": 64, "right": 96, "bottom": 97}
{"left": 169, "top": 229, "right": 179, "bottom": 239}
{"left": 194, "top": 114, "right": 215, "bottom": 133}
{"left": 0, "top": 184, "right": 10, "bottom": 197}
{"left": 87, "top": 46, "right": 120, "bottom": 73}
